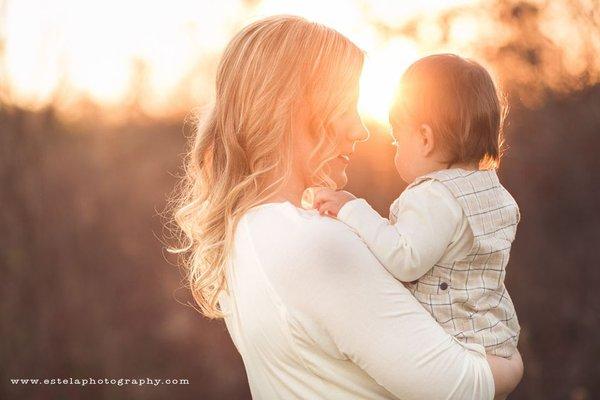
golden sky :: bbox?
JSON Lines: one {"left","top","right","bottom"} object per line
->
{"left": 0, "top": 0, "right": 484, "bottom": 122}
{"left": 1, "top": 0, "right": 596, "bottom": 122}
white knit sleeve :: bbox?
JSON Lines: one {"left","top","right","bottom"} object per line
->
{"left": 260, "top": 213, "right": 494, "bottom": 400}
{"left": 337, "top": 180, "right": 463, "bottom": 282}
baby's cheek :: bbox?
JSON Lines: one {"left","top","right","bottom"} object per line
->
{"left": 394, "top": 148, "right": 414, "bottom": 183}
{"left": 394, "top": 149, "right": 403, "bottom": 172}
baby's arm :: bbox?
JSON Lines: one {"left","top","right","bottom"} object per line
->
{"left": 312, "top": 189, "right": 357, "bottom": 216}
{"left": 312, "top": 181, "right": 463, "bottom": 282}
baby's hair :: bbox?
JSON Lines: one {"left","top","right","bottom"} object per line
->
{"left": 390, "top": 54, "right": 507, "bottom": 169}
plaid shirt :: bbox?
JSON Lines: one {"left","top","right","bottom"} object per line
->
{"left": 397, "top": 169, "right": 521, "bottom": 357}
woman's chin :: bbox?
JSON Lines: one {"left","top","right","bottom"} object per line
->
{"left": 324, "top": 158, "right": 349, "bottom": 189}
{"left": 331, "top": 170, "right": 348, "bottom": 189}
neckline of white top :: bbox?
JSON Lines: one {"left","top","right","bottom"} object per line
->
{"left": 248, "top": 200, "right": 295, "bottom": 212}
{"left": 246, "top": 201, "right": 323, "bottom": 219}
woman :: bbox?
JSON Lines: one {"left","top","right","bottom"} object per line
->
{"left": 172, "top": 15, "right": 523, "bottom": 399}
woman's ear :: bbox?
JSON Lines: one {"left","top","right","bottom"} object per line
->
{"left": 418, "top": 124, "right": 435, "bottom": 157}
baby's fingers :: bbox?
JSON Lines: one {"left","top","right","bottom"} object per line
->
{"left": 313, "top": 188, "right": 336, "bottom": 205}
{"left": 317, "top": 200, "right": 338, "bottom": 217}
{"left": 301, "top": 186, "right": 330, "bottom": 210}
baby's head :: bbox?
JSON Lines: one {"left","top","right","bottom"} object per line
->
{"left": 389, "top": 53, "right": 506, "bottom": 183}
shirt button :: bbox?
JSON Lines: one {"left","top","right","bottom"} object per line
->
{"left": 440, "top": 282, "right": 449, "bottom": 290}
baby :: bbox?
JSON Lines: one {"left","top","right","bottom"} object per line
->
{"left": 311, "top": 54, "right": 520, "bottom": 358}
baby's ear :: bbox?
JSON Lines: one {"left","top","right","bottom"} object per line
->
{"left": 419, "top": 124, "right": 435, "bottom": 157}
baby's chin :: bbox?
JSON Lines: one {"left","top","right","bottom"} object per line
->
{"left": 397, "top": 170, "right": 416, "bottom": 185}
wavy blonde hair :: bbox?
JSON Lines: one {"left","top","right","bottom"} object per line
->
{"left": 169, "top": 15, "right": 364, "bottom": 318}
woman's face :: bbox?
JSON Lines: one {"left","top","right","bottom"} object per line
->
{"left": 294, "top": 85, "right": 369, "bottom": 190}
{"left": 325, "top": 97, "right": 370, "bottom": 188}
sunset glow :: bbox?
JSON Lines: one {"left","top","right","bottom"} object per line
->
{"left": 359, "top": 39, "right": 420, "bottom": 123}
{"left": 1, "top": 0, "right": 597, "bottom": 123}
{"left": 0, "top": 0, "right": 479, "bottom": 122}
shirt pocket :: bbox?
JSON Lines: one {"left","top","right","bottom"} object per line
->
{"left": 407, "top": 274, "right": 462, "bottom": 332}
{"left": 407, "top": 273, "right": 452, "bottom": 297}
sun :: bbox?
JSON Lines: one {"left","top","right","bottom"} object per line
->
{"left": 358, "top": 38, "right": 421, "bottom": 125}
{"left": 2, "top": 0, "right": 477, "bottom": 121}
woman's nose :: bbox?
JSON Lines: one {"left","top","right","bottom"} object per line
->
{"left": 349, "top": 120, "right": 370, "bottom": 143}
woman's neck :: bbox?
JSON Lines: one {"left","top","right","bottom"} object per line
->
{"left": 263, "top": 173, "right": 307, "bottom": 208}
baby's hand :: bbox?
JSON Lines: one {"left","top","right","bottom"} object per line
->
{"left": 312, "top": 188, "right": 356, "bottom": 217}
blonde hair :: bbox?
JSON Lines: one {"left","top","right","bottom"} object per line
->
{"left": 391, "top": 54, "right": 508, "bottom": 169}
{"left": 169, "top": 15, "right": 364, "bottom": 318}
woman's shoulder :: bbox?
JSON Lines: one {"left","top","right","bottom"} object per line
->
{"left": 241, "top": 201, "right": 366, "bottom": 266}
{"left": 239, "top": 201, "right": 380, "bottom": 313}
{"left": 245, "top": 201, "right": 359, "bottom": 236}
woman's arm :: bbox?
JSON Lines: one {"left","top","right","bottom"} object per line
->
{"left": 267, "top": 216, "right": 497, "bottom": 400}
{"left": 488, "top": 352, "right": 524, "bottom": 399}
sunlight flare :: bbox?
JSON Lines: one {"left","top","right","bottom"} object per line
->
{"left": 2, "top": 0, "right": 479, "bottom": 122}
{"left": 359, "top": 39, "right": 420, "bottom": 124}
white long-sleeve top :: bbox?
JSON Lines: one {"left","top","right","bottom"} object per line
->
{"left": 219, "top": 201, "right": 494, "bottom": 400}
{"left": 338, "top": 179, "right": 473, "bottom": 282}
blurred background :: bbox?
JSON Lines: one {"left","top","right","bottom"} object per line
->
{"left": 1, "top": 0, "right": 599, "bottom": 399}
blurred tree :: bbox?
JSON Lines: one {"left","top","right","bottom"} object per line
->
{"left": 364, "top": 0, "right": 600, "bottom": 106}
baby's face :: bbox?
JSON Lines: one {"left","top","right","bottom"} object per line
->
{"left": 391, "top": 122, "right": 429, "bottom": 184}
